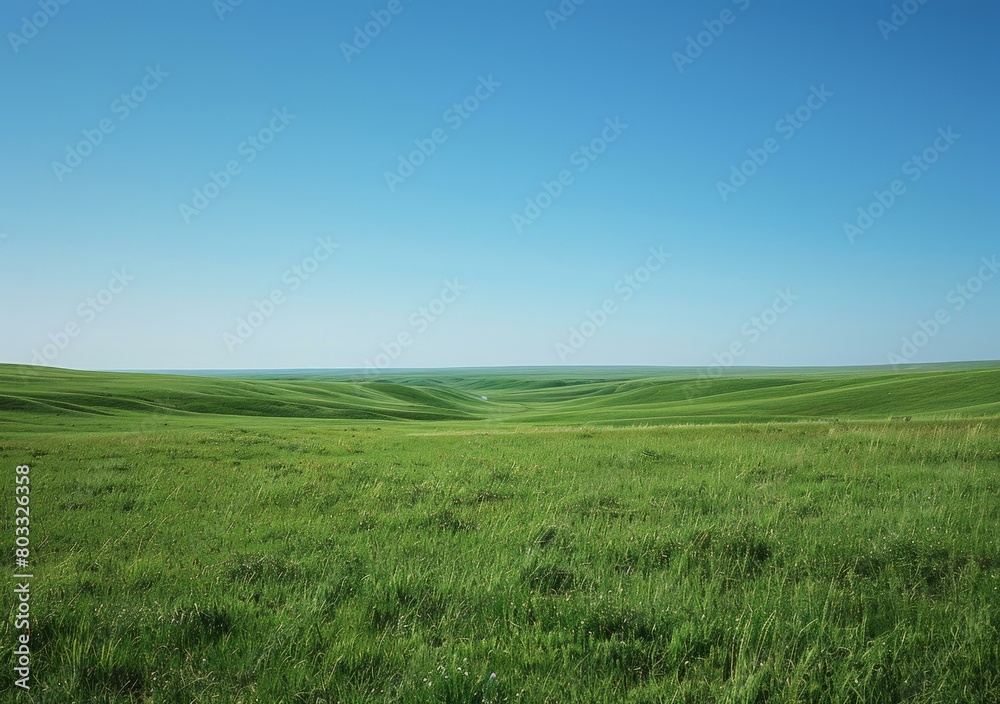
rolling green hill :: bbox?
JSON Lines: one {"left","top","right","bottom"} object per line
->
{"left": 1, "top": 362, "right": 998, "bottom": 702}
{"left": 1, "top": 362, "right": 998, "bottom": 431}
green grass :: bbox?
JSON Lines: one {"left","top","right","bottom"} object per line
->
{"left": 0, "top": 363, "right": 998, "bottom": 702}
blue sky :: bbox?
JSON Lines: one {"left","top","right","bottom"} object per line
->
{"left": 1, "top": 0, "right": 997, "bottom": 370}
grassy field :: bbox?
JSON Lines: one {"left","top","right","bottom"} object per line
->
{"left": 0, "top": 363, "right": 998, "bottom": 702}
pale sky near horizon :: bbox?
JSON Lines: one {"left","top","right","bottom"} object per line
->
{"left": 1, "top": 1, "right": 997, "bottom": 370}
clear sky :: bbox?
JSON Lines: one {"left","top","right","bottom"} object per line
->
{"left": 1, "top": 0, "right": 997, "bottom": 371}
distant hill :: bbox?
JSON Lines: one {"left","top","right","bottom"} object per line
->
{"left": 1, "top": 362, "right": 998, "bottom": 428}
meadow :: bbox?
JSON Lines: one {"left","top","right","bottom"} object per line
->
{"left": 0, "top": 363, "right": 997, "bottom": 703}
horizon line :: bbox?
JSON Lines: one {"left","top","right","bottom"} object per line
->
{"left": 5, "top": 360, "right": 999, "bottom": 375}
